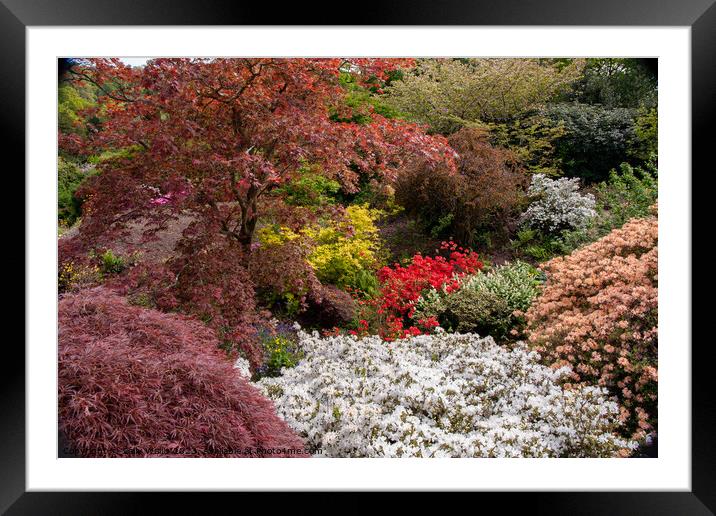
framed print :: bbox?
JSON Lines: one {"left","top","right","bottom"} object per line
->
{"left": 6, "top": 0, "right": 713, "bottom": 512}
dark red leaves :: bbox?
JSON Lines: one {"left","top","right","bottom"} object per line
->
{"left": 64, "top": 58, "right": 455, "bottom": 250}
{"left": 58, "top": 287, "right": 308, "bottom": 458}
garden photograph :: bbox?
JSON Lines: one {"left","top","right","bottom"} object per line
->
{"left": 57, "top": 56, "right": 659, "bottom": 459}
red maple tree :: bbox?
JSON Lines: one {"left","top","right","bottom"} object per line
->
{"left": 63, "top": 58, "right": 456, "bottom": 251}
{"left": 60, "top": 58, "right": 457, "bottom": 366}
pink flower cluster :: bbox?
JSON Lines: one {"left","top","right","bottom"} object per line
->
{"left": 525, "top": 210, "right": 658, "bottom": 442}
{"left": 150, "top": 188, "right": 189, "bottom": 206}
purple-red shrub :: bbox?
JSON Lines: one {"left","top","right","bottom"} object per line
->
{"left": 58, "top": 287, "right": 308, "bottom": 457}
{"left": 114, "top": 240, "right": 266, "bottom": 370}
{"left": 248, "top": 237, "right": 324, "bottom": 313}
{"left": 306, "top": 284, "right": 356, "bottom": 328}
{"left": 395, "top": 127, "right": 528, "bottom": 246}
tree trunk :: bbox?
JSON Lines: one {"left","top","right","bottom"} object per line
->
{"left": 238, "top": 212, "right": 258, "bottom": 252}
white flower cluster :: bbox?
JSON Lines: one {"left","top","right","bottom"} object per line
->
{"left": 522, "top": 174, "right": 596, "bottom": 232}
{"left": 233, "top": 357, "right": 252, "bottom": 378}
{"left": 256, "top": 331, "right": 636, "bottom": 457}
{"left": 413, "top": 261, "right": 543, "bottom": 321}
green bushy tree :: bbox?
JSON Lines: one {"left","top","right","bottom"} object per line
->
{"left": 58, "top": 156, "right": 88, "bottom": 226}
{"left": 383, "top": 58, "right": 585, "bottom": 134}
{"left": 630, "top": 107, "right": 658, "bottom": 162}
{"left": 570, "top": 58, "right": 657, "bottom": 109}
{"left": 58, "top": 80, "right": 97, "bottom": 136}
{"left": 545, "top": 103, "right": 637, "bottom": 182}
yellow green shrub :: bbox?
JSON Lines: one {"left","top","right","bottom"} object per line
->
{"left": 305, "top": 205, "right": 383, "bottom": 292}
{"left": 257, "top": 205, "right": 384, "bottom": 295}
{"left": 256, "top": 225, "right": 301, "bottom": 246}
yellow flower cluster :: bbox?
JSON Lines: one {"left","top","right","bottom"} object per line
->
{"left": 58, "top": 261, "right": 101, "bottom": 293}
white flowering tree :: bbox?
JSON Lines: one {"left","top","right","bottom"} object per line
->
{"left": 256, "top": 331, "right": 636, "bottom": 458}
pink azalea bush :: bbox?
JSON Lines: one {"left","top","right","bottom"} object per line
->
{"left": 525, "top": 207, "right": 658, "bottom": 441}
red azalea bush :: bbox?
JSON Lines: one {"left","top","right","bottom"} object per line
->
{"left": 525, "top": 210, "right": 658, "bottom": 441}
{"left": 331, "top": 241, "right": 482, "bottom": 340}
{"left": 58, "top": 287, "right": 309, "bottom": 457}
{"left": 377, "top": 241, "right": 482, "bottom": 318}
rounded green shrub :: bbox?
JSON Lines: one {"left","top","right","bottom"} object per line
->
{"left": 441, "top": 288, "right": 511, "bottom": 337}
{"left": 58, "top": 156, "right": 87, "bottom": 227}
{"left": 414, "top": 260, "right": 544, "bottom": 340}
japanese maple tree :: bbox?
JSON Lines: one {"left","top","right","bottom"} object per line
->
{"left": 63, "top": 58, "right": 456, "bottom": 251}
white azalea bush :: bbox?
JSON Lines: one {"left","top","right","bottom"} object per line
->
{"left": 233, "top": 357, "right": 252, "bottom": 378}
{"left": 522, "top": 174, "right": 596, "bottom": 232}
{"left": 413, "top": 261, "right": 544, "bottom": 338}
{"left": 256, "top": 331, "right": 636, "bottom": 457}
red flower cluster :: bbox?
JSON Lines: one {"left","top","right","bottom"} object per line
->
{"left": 327, "top": 242, "right": 482, "bottom": 341}
{"left": 381, "top": 314, "right": 441, "bottom": 341}
{"left": 377, "top": 241, "right": 482, "bottom": 318}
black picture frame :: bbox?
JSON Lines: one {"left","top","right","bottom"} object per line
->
{"left": 5, "top": 0, "right": 713, "bottom": 512}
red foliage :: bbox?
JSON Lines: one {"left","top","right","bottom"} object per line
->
{"left": 63, "top": 58, "right": 455, "bottom": 251}
{"left": 306, "top": 284, "right": 356, "bottom": 328}
{"left": 58, "top": 288, "right": 308, "bottom": 457}
{"left": 395, "top": 127, "right": 528, "bottom": 246}
{"left": 248, "top": 233, "right": 323, "bottom": 312}
{"left": 113, "top": 232, "right": 266, "bottom": 370}
{"left": 60, "top": 58, "right": 456, "bottom": 365}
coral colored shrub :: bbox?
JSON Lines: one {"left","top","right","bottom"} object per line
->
{"left": 58, "top": 288, "right": 309, "bottom": 457}
{"left": 525, "top": 213, "right": 658, "bottom": 441}
{"left": 257, "top": 330, "right": 636, "bottom": 457}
